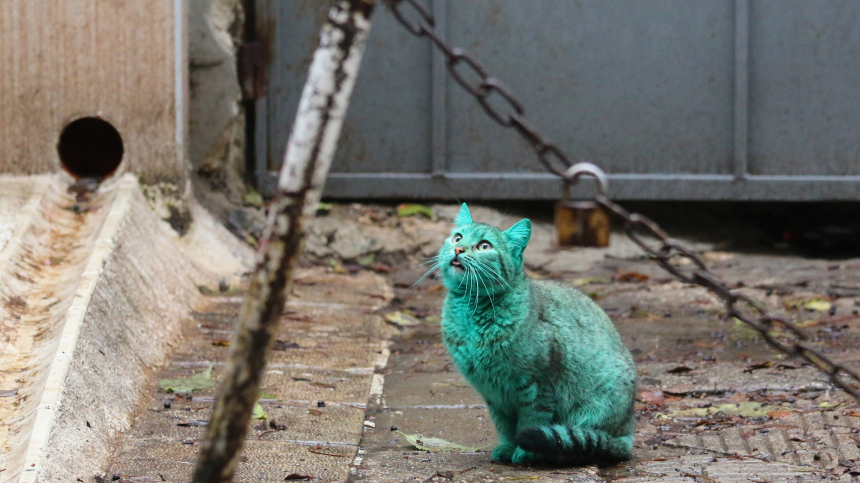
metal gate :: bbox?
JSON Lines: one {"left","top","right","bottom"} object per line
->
{"left": 253, "top": 0, "right": 860, "bottom": 200}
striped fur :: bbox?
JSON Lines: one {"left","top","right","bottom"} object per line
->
{"left": 437, "top": 204, "right": 637, "bottom": 466}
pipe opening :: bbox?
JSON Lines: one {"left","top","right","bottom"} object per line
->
{"left": 57, "top": 117, "right": 124, "bottom": 180}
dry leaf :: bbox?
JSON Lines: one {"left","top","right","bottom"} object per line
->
{"left": 767, "top": 409, "right": 792, "bottom": 419}
{"left": 638, "top": 391, "right": 665, "bottom": 406}
{"left": 616, "top": 271, "right": 649, "bottom": 283}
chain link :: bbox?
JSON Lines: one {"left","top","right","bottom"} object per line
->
{"left": 384, "top": 0, "right": 860, "bottom": 402}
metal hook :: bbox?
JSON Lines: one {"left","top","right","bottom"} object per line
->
{"left": 563, "top": 162, "right": 609, "bottom": 197}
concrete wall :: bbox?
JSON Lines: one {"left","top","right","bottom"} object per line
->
{"left": 189, "top": 0, "right": 247, "bottom": 207}
{"left": 0, "top": 0, "right": 189, "bottom": 186}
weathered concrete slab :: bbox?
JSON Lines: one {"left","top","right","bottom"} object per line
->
{"left": 0, "top": 174, "right": 251, "bottom": 482}
{"left": 107, "top": 268, "right": 394, "bottom": 482}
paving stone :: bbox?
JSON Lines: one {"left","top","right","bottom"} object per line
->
{"left": 109, "top": 438, "right": 356, "bottom": 482}
{"left": 106, "top": 269, "right": 393, "bottom": 481}
{"left": 126, "top": 400, "right": 365, "bottom": 446}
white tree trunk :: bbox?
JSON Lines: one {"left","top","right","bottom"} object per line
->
{"left": 192, "top": 2, "right": 375, "bottom": 481}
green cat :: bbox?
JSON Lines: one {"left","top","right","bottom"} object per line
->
{"left": 435, "top": 204, "right": 636, "bottom": 466}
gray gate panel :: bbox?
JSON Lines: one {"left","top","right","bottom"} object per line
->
{"left": 259, "top": 0, "right": 860, "bottom": 200}
{"left": 446, "top": 0, "right": 736, "bottom": 175}
{"left": 748, "top": 0, "right": 860, "bottom": 176}
{"left": 264, "top": 0, "right": 432, "bottom": 174}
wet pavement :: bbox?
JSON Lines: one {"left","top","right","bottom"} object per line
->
{"left": 106, "top": 268, "right": 394, "bottom": 482}
{"left": 107, "top": 202, "right": 860, "bottom": 482}
{"left": 347, "top": 247, "right": 860, "bottom": 482}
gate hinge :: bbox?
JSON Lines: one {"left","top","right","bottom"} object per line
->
{"left": 238, "top": 41, "right": 269, "bottom": 101}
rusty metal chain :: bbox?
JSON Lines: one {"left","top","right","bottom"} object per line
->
{"left": 385, "top": 0, "right": 860, "bottom": 402}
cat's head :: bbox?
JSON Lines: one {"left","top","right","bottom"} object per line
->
{"left": 438, "top": 203, "right": 531, "bottom": 293}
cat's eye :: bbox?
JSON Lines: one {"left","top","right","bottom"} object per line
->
{"left": 452, "top": 234, "right": 463, "bottom": 243}
{"left": 477, "top": 241, "right": 492, "bottom": 250}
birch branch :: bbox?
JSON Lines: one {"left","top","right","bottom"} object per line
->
{"left": 191, "top": 1, "right": 375, "bottom": 481}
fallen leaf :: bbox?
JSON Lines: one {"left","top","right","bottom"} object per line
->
{"left": 395, "top": 430, "right": 486, "bottom": 452}
{"left": 795, "top": 319, "right": 824, "bottom": 328}
{"left": 211, "top": 339, "right": 230, "bottom": 347}
{"left": 259, "top": 391, "right": 276, "bottom": 399}
{"left": 243, "top": 189, "right": 264, "bottom": 207}
{"left": 197, "top": 285, "right": 239, "bottom": 296}
{"left": 0, "top": 389, "right": 18, "bottom": 397}
{"left": 307, "top": 409, "right": 323, "bottom": 416}
{"left": 629, "top": 309, "right": 661, "bottom": 321}
{"left": 357, "top": 253, "right": 375, "bottom": 267}
{"left": 328, "top": 258, "right": 347, "bottom": 275}
{"left": 743, "top": 361, "right": 771, "bottom": 373}
{"left": 818, "top": 401, "right": 840, "bottom": 409}
{"left": 693, "top": 341, "right": 720, "bottom": 348}
{"left": 252, "top": 402, "right": 267, "bottom": 420}
{"left": 316, "top": 202, "right": 333, "bottom": 213}
{"left": 663, "top": 384, "right": 696, "bottom": 395}
{"left": 370, "top": 263, "right": 394, "bottom": 273}
{"left": 785, "top": 298, "right": 831, "bottom": 311}
{"left": 396, "top": 204, "right": 434, "bottom": 219}
{"left": 284, "top": 474, "right": 314, "bottom": 481}
{"left": 767, "top": 410, "right": 792, "bottom": 419}
{"left": 384, "top": 311, "right": 421, "bottom": 327}
{"left": 570, "top": 277, "right": 610, "bottom": 287}
{"left": 176, "top": 420, "right": 210, "bottom": 427}
{"left": 638, "top": 391, "right": 665, "bottom": 406}
{"left": 159, "top": 366, "right": 217, "bottom": 393}
{"left": 729, "top": 392, "right": 750, "bottom": 403}
{"left": 616, "top": 271, "right": 649, "bottom": 283}
{"left": 669, "top": 402, "right": 789, "bottom": 418}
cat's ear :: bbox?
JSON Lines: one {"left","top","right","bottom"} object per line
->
{"left": 504, "top": 219, "right": 531, "bottom": 251}
{"left": 454, "top": 203, "right": 473, "bottom": 226}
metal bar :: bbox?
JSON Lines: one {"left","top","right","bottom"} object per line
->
{"left": 430, "top": 0, "right": 448, "bottom": 175}
{"left": 733, "top": 0, "right": 750, "bottom": 180}
{"left": 191, "top": 1, "right": 375, "bottom": 481}
{"left": 254, "top": 97, "right": 270, "bottom": 193}
{"left": 252, "top": 0, "right": 272, "bottom": 194}
{"left": 310, "top": 171, "right": 860, "bottom": 201}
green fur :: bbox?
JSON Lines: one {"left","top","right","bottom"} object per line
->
{"left": 434, "top": 204, "right": 636, "bottom": 466}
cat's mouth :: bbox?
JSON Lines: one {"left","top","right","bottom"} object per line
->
{"left": 450, "top": 259, "right": 463, "bottom": 270}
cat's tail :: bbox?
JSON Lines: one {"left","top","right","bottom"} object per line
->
{"left": 515, "top": 425, "right": 633, "bottom": 466}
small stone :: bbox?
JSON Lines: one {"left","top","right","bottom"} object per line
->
{"left": 317, "top": 400, "right": 325, "bottom": 408}
{"left": 390, "top": 426, "right": 398, "bottom": 431}
{"left": 163, "top": 400, "right": 171, "bottom": 409}
{"left": 364, "top": 420, "right": 376, "bottom": 428}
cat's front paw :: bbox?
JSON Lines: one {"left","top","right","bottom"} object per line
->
{"left": 491, "top": 444, "right": 516, "bottom": 462}
{"left": 511, "top": 446, "right": 540, "bottom": 465}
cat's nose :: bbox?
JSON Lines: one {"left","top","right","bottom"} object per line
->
{"left": 454, "top": 246, "right": 465, "bottom": 256}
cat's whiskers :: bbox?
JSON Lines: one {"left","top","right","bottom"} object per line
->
{"left": 409, "top": 262, "right": 441, "bottom": 289}
{"left": 414, "top": 255, "right": 442, "bottom": 267}
{"left": 472, "top": 259, "right": 512, "bottom": 291}
{"left": 462, "top": 257, "right": 487, "bottom": 316}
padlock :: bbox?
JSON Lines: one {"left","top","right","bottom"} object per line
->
{"left": 554, "top": 163, "right": 611, "bottom": 247}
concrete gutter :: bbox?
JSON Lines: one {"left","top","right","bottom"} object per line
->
{"left": 0, "top": 174, "right": 250, "bottom": 482}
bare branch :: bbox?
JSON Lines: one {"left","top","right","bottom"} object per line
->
{"left": 191, "top": 1, "right": 376, "bottom": 481}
